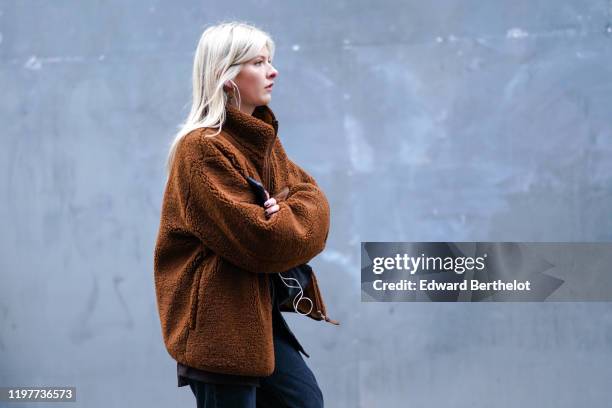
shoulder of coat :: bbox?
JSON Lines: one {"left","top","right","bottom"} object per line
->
{"left": 179, "top": 127, "right": 228, "bottom": 154}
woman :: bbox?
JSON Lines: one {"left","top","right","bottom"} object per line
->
{"left": 153, "top": 21, "right": 339, "bottom": 408}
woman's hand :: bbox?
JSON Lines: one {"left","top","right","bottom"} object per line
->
{"left": 264, "top": 190, "right": 280, "bottom": 218}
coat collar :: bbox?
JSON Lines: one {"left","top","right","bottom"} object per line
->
{"left": 222, "top": 103, "right": 279, "bottom": 164}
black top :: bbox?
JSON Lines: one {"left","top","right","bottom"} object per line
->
{"left": 177, "top": 274, "right": 309, "bottom": 387}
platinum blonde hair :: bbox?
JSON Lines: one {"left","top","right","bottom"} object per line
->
{"left": 165, "top": 21, "right": 275, "bottom": 175}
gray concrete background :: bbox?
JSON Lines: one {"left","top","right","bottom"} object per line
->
{"left": 1, "top": 1, "right": 612, "bottom": 407}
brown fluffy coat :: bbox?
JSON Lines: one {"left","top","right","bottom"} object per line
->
{"left": 153, "top": 104, "right": 338, "bottom": 377}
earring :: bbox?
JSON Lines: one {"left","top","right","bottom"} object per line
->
{"left": 224, "top": 82, "right": 233, "bottom": 102}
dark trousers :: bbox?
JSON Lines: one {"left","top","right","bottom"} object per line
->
{"left": 188, "top": 314, "right": 324, "bottom": 407}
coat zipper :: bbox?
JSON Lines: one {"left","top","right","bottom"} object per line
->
{"left": 262, "top": 120, "right": 278, "bottom": 192}
{"left": 262, "top": 142, "right": 274, "bottom": 192}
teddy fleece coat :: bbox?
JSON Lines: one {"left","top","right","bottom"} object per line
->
{"left": 153, "top": 103, "right": 338, "bottom": 377}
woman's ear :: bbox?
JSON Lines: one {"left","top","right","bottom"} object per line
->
{"left": 273, "top": 186, "right": 290, "bottom": 202}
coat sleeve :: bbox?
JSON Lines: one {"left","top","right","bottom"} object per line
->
{"left": 182, "top": 139, "right": 330, "bottom": 273}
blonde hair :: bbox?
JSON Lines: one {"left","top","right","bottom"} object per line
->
{"left": 165, "top": 21, "right": 275, "bottom": 175}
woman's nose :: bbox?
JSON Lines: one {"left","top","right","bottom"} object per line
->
{"left": 269, "top": 66, "right": 278, "bottom": 78}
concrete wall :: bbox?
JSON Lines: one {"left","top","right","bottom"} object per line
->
{"left": 1, "top": 1, "right": 611, "bottom": 407}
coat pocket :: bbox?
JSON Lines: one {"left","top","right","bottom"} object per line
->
{"left": 188, "top": 252, "right": 205, "bottom": 330}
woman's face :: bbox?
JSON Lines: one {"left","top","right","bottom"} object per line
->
{"left": 231, "top": 46, "right": 278, "bottom": 114}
